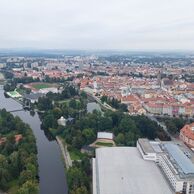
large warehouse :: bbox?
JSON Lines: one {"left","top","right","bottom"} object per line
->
{"left": 93, "top": 147, "right": 172, "bottom": 194}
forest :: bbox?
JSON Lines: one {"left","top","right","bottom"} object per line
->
{"left": 157, "top": 116, "right": 194, "bottom": 135}
{"left": 0, "top": 109, "right": 38, "bottom": 194}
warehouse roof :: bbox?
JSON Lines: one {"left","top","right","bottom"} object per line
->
{"left": 164, "top": 143, "right": 194, "bottom": 175}
{"left": 93, "top": 147, "right": 172, "bottom": 194}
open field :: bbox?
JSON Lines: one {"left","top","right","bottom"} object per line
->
{"left": 31, "top": 83, "right": 57, "bottom": 90}
{"left": 24, "top": 82, "right": 59, "bottom": 91}
{"left": 7, "top": 90, "right": 22, "bottom": 98}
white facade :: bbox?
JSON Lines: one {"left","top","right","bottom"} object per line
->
{"left": 163, "top": 105, "right": 173, "bottom": 116}
{"left": 137, "top": 139, "right": 194, "bottom": 194}
{"left": 158, "top": 154, "right": 184, "bottom": 192}
{"left": 57, "top": 116, "right": 67, "bottom": 127}
{"left": 97, "top": 132, "right": 113, "bottom": 140}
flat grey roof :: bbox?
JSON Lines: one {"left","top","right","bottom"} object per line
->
{"left": 94, "top": 147, "right": 172, "bottom": 194}
{"left": 164, "top": 143, "right": 194, "bottom": 175}
{"left": 138, "top": 138, "right": 155, "bottom": 154}
{"left": 150, "top": 141, "right": 163, "bottom": 153}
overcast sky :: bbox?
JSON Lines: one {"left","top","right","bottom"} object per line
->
{"left": 0, "top": 0, "right": 194, "bottom": 50}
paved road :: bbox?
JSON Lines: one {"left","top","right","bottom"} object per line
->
{"left": 146, "top": 114, "right": 173, "bottom": 139}
{"left": 83, "top": 87, "right": 116, "bottom": 112}
{"left": 56, "top": 136, "right": 72, "bottom": 169}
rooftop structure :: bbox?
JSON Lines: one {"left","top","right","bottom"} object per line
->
{"left": 97, "top": 132, "right": 113, "bottom": 140}
{"left": 137, "top": 138, "right": 162, "bottom": 162}
{"left": 57, "top": 116, "right": 67, "bottom": 127}
{"left": 164, "top": 143, "right": 194, "bottom": 176}
{"left": 93, "top": 147, "right": 172, "bottom": 194}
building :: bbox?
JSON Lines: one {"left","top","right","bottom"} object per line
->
{"left": 24, "top": 93, "right": 44, "bottom": 103}
{"left": 180, "top": 123, "right": 194, "bottom": 148}
{"left": 93, "top": 147, "right": 172, "bottom": 194}
{"left": 138, "top": 138, "right": 194, "bottom": 194}
{"left": 137, "top": 138, "right": 162, "bottom": 162}
{"left": 97, "top": 132, "right": 113, "bottom": 140}
{"left": 159, "top": 143, "right": 194, "bottom": 194}
{"left": 57, "top": 116, "right": 67, "bottom": 127}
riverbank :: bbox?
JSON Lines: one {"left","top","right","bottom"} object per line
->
{"left": 0, "top": 88, "right": 68, "bottom": 194}
{"left": 56, "top": 136, "right": 72, "bottom": 169}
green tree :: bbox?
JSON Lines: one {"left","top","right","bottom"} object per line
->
{"left": 115, "top": 133, "right": 125, "bottom": 145}
{"left": 17, "top": 181, "right": 38, "bottom": 194}
{"left": 82, "top": 128, "right": 96, "bottom": 144}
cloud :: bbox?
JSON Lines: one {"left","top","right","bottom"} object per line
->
{"left": 0, "top": 0, "right": 194, "bottom": 50}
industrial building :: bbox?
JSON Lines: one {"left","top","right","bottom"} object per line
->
{"left": 93, "top": 147, "right": 172, "bottom": 194}
{"left": 159, "top": 143, "right": 194, "bottom": 193}
{"left": 138, "top": 138, "right": 194, "bottom": 194}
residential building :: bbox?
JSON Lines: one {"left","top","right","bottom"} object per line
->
{"left": 180, "top": 123, "right": 194, "bottom": 148}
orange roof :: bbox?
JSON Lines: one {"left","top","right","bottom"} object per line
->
{"left": 15, "top": 134, "right": 23, "bottom": 143}
{"left": 121, "top": 95, "right": 138, "bottom": 102}
{"left": 181, "top": 123, "right": 194, "bottom": 140}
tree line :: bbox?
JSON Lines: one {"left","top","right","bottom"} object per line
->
{"left": 0, "top": 109, "right": 38, "bottom": 194}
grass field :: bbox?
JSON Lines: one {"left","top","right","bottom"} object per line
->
{"left": 7, "top": 90, "right": 22, "bottom": 98}
{"left": 95, "top": 142, "right": 113, "bottom": 147}
{"left": 32, "top": 83, "right": 54, "bottom": 90}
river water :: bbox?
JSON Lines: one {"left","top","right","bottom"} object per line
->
{"left": 0, "top": 89, "right": 67, "bottom": 194}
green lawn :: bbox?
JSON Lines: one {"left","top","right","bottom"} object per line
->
{"left": 95, "top": 142, "right": 113, "bottom": 147}
{"left": 7, "top": 90, "right": 22, "bottom": 98}
{"left": 69, "top": 149, "right": 84, "bottom": 160}
{"left": 32, "top": 83, "right": 53, "bottom": 90}
{"left": 16, "top": 88, "right": 26, "bottom": 95}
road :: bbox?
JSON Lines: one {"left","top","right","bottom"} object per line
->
{"left": 146, "top": 114, "right": 173, "bottom": 139}
{"left": 56, "top": 136, "right": 72, "bottom": 169}
{"left": 83, "top": 87, "right": 116, "bottom": 112}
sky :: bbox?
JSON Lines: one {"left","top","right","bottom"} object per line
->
{"left": 0, "top": 0, "right": 194, "bottom": 51}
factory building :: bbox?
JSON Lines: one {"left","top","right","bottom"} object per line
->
{"left": 93, "top": 147, "right": 172, "bottom": 194}
{"left": 93, "top": 139, "right": 194, "bottom": 194}
{"left": 138, "top": 138, "right": 194, "bottom": 194}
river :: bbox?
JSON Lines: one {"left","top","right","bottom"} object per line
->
{"left": 0, "top": 89, "right": 68, "bottom": 194}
